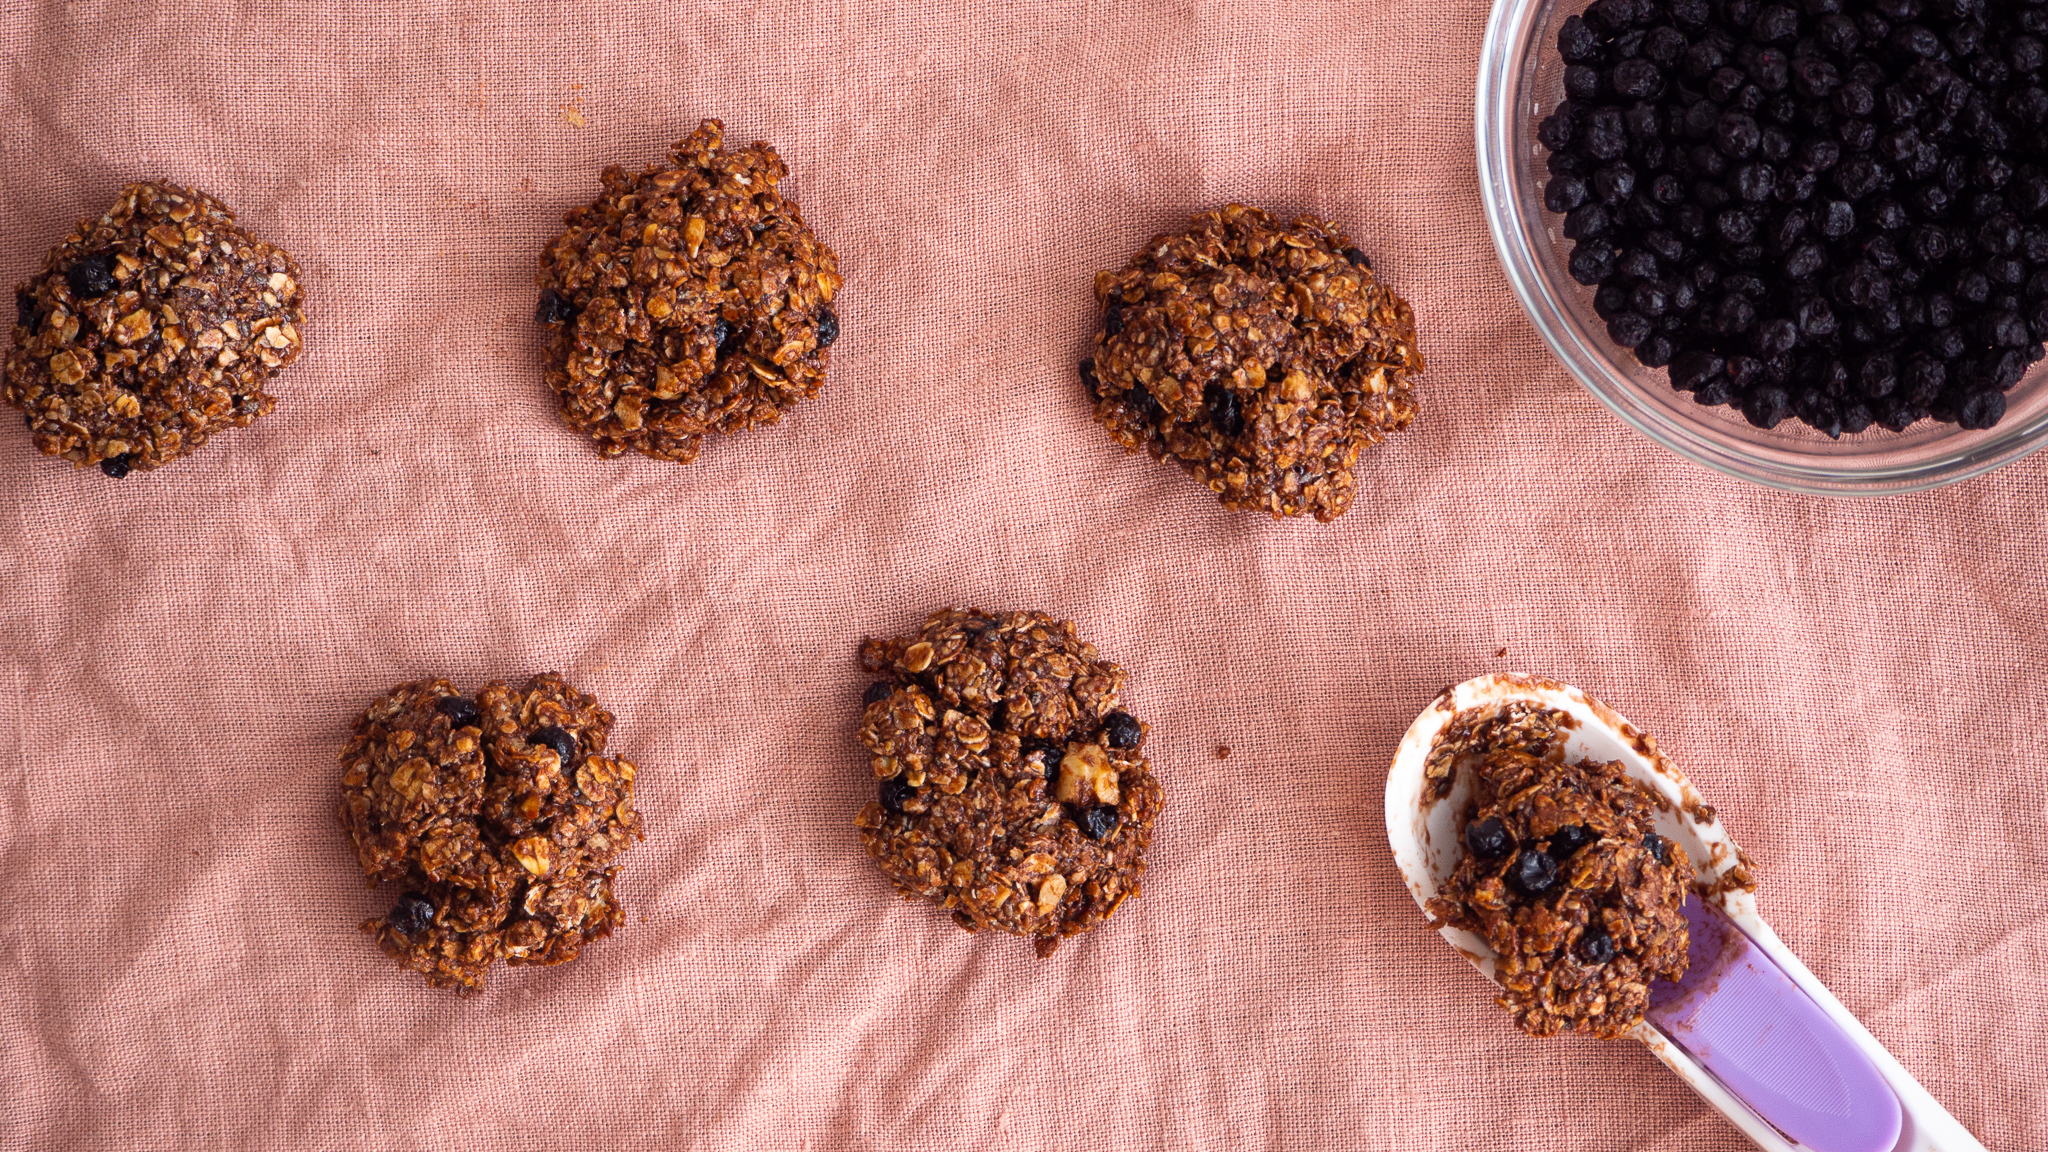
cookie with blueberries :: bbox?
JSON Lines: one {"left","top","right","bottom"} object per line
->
{"left": 5, "top": 180, "right": 305, "bottom": 476}
{"left": 1084, "top": 203, "right": 1424, "bottom": 522}
{"left": 338, "top": 673, "right": 645, "bottom": 993}
{"left": 854, "top": 608, "right": 1164, "bottom": 958}
{"left": 534, "top": 119, "right": 843, "bottom": 463}
{"left": 1423, "top": 702, "right": 1692, "bottom": 1039}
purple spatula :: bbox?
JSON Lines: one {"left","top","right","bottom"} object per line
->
{"left": 1646, "top": 896, "right": 1901, "bottom": 1152}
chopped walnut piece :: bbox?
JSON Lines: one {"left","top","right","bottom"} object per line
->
{"left": 1056, "top": 744, "right": 1119, "bottom": 806}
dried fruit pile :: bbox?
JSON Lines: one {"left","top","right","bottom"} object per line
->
{"left": 1540, "top": 0, "right": 2048, "bottom": 434}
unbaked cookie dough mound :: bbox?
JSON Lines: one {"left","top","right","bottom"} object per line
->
{"left": 1423, "top": 703, "right": 1691, "bottom": 1039}
{"left": 854, "top": 608, "right": 1164, "bottom": 958}
{"left": 535, "top": 118, "right": 843, "bottom": 463}
{"left": 338, "top": 673, "right": 646, "bottom": 993}
{"left": 1083, "top": 203, "right": 1423, "bottom": 522}
{"left": 5, "top": 180, "right": 306, "bottom": 476}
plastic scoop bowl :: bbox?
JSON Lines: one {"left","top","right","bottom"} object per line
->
{"left": 1383, "top": 673, "right": 1985, "bottom": 1152}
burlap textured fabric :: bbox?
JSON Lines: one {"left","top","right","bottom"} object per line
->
{"left": 2, "top": 1, "right": 2042, "bottom": 1148}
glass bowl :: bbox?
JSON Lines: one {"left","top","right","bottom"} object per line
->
{"left": 1476, "top": 0, "right": 2048, "bottom": 495}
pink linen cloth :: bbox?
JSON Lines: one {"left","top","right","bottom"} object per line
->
{"left": 2, "top": 1, "right": 2043, "bottom": 1148}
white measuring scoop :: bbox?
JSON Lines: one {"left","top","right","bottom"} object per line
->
{"left": 1384, "top": 673, "right": 1986, "bottom": 1152}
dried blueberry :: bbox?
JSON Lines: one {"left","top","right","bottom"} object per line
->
{"left": 1103, "top": 710, "right": 1142, "bottom": 748}
{"left": 435, "top": 695, "right": 481, "bottom": 728}
{"left": 1609, "top": 311, "right": 1654, "bottom": 346}
{"left": 389, "top": 894, "right": 435, "bottom": 936}
{"left": 1564, "top": 202, "right": 1613, "bottom": 241}
{"left": 816, "top": 308, "right": 840, "bottom": 349}
{"left": 1755, "top": 317, "right": 1800, "bottom": 355}
{"left": 1077, "top": 804, "right": 1121, "bottom": 841}
{"left": 1508, "top": 848, "right": 1561, "bottom": 896}
{"left": 1902, "top": 354, "right": 1944, "bottom": 402}
{"left": 99, "top": 455, "right": 133, "bottom": 479}
{"left": 1538, "top": 108, "right": 1580, "bottom": 152}
{"left": 1619, "top": 249, "right": 1660, "bottom": 282}
{"left": 1643, "top": 831, "right": 1674, "bottom": 865}
{"left": 1465, "top": 816, "right": 1514, "bottom": 860}
{"left": 1612, "top": 58, "right": 1666, "bottom": 100}
{"left": 714, "top": 317, "right": 741, "bottom": 358}
{"left": 1715, "top": 293, "right": 1758, "bottom": 332}
{"left": 1645, "top": 230, "right": 1687, "bottom": 263}
{"left": 1130, "top": 385, "right": 1166, "bottom": 424}
{"left": 531, "top": 725, "right": 576, "bottom": 766}
{"left": 1644, "top": 26, "right": 1688, "bottom": 67}
{"left": 1550, "top": 824, "right": 1597, "bottom": 858}
{"left": 879, "top": 775, "right": 917, "bottom": 814}
{"left": 1558, "top": 14, "right": 1602, "bottom": 61}
{"left": 1957, "top": 268, "right": 1992, "bottom": 303}
{"left": 1204, "top": 383, "right": 1244, "bottom": 437}
{"left": 1784, "top": 242, "right": 1827, "bottom": 278}
{"left": 1576, "top": 927, "right": 1617, "bottom": 964}
{"left": 1546, "top": 176, "right": 1592, "bottom": 213}
{"left": 1715, "top": 112, "right": 1763, "bottom": 158}
{"left": 1570, "top": 244, "right": 1618, "bottom": 286}
{"left": 862, "top": 680, "right": 894, "bottom": 707}
{"left": 1033, "top": 743, "right": 1065, "bottom": 783}
{"left": 1671, "top": 349, "right": 1727, "bottom": 390}
{"left": 14, "top": 289, "right": 34, "bottom": 330}
{"left": 1716, "top": 207, "right": 1760, "bottom": 245}
{"left": 1582, "top": 107, "right": 1631, "bottom": 159}
{"left": 1103, "top": 300, "right": 1125, "bottom": 337}
{"left": 535, "top": 287, "right": 574, "bottom": 325}
{"left": 1957, "top": 388, "right": 2006, "bottom": 428}
{"left": 1797, "top": 296, "right": 1839, "bottom": 336}
{"left": 1795, "top": 56, "right": 1843, "bottom": 98}
{"left": 1595, "top": 162, "right": 1638, "bottom": 203}
{"left": 65, "top": 251, "right": 117, "bottom": 299}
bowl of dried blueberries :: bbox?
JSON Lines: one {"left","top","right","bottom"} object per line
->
{"left": 1478, "top": 0, "right": 2048, "bottom": 493}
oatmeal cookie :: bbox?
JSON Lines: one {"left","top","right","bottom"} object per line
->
{"left": 5, "top": 181, "right": 305, "bottom": 476}
{"left": 338, "top": 674, "right": 646, "bottom": 993}
{"left": 854, "top": 608, "right": 1164, "bottom": 957}
{"left": 1424, "top": 704, "right": 1691, "bottom": 1038}
{"left": 535, "top": 119, "right": 842, "bottom": 463}
{"left": 1084, "top": 203, "right": 1422, "bottom": 521}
